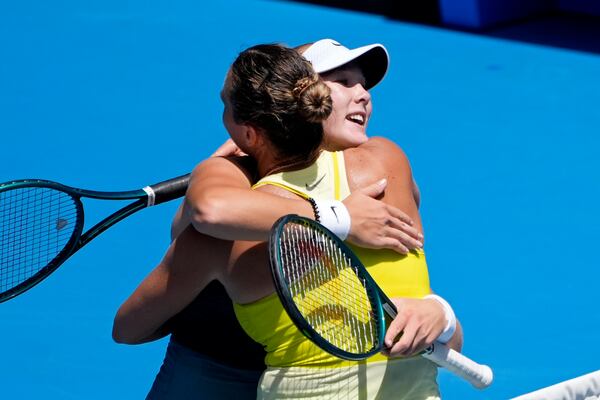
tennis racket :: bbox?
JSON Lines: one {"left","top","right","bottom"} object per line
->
{"left": 269, "top": 214, "right": 493, "bottom": 389}
{"left": 0, "top": 174, "right": 190, "bottom": 303}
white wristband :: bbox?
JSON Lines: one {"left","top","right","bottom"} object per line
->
{"left": 424, "top": 294, "right": 457, "bottom": 344}
{"left": 313, "top": 199, "right": 351, "bottom": 240}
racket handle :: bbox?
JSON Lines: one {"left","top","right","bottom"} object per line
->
{"left": 147, "top": 174, "right": 190, "bottom": 205}
{"left": 423, "top": 342, "right": 493, "bottom": 389}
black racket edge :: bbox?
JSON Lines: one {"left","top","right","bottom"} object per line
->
{"left": 0, "top": 173, "right": 191, "bottom": 250}
{"left": 74, "top": 173, "right": 190, "bottom": 247}
{"left": 268, "top": 214, "right": 386, "bottom": 361}
{"left": 70, "top": 169, "right": 190, "bottom": 239}
{"left": 0, "top": 173, "right": 190, "bottom": 303}
{"left": 0, "top": 173, "right": 190, "bottom": 204}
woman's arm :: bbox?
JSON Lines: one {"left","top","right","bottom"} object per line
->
{"left": 351, "top": 137, "right": 464, "bottom": 356}
{"left": 178, "top": 154, "right": 423, "bottom": 253}
{"left": 112, "top": 226, "right": 230, "bottom": 344}
{"left": 182, "top": 156, "right": 314, "bottom": 240}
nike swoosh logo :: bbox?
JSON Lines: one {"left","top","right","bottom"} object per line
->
{"left": 330, "top": 206, "right": 339, "bottom": 223}
{"left": 305, "top": 174, "right": 326, "bottom": 191}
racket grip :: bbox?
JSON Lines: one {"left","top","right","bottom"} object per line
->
{"left": 148, "top": 174, "right": 190, "bottom": 205}
{"left": 422, "top": 342, "right": 493, "bottom": 389}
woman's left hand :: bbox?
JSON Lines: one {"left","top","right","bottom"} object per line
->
{"left": 344, "top": 179, "right": 424, "bottom": 254}
{"left": 382, "top": 297, "right": 447, "bottom": 358}
{"left": 211, "top": 138, "right": 247, "bottom": 157}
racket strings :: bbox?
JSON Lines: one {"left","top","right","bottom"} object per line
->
{"left": 0, "top": 187, "right": 79, "bottom": 293}
{"left": 280, "top": 223, "right": 380, "bottom": 356}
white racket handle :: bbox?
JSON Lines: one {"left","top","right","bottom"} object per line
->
{"left": 423, "top": 342, "right": 493, "bottom": 389}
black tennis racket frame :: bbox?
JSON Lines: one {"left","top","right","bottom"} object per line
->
{"left": 0, "top": 174, "right": 189, "bottom": 302}
{"left": 269, "top": 214, "right": 388, "bottom": 361}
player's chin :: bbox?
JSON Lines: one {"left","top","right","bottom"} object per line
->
{"left": 324, "top": 132, "right": 368, "bottom": 151}
{"left": 344, "top": 129, "right": 369, "bottom": 147}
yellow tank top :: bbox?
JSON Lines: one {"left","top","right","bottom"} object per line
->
{"left": 234, "top": 150, "right": 432, "bottom": 368}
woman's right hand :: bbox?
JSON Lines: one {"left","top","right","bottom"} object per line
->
{"left": 343, "top": 179, "right": 424, "bottom": 254}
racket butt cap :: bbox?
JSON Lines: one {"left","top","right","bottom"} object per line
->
{"left": 473, "top": 365, "right": 494, "bottom": 389}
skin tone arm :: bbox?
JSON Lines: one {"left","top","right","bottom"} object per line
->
{"left": 345, "top": 137, "right": 463, "bottom": 355}
{"left": 172, "top": 152, "right": 424, "bottom": 254}
{"left": 113, "top": 226, "right": 231, "bottom": 344}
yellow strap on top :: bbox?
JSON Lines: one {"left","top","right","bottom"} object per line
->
{"left": 331, "top": 151, "right": 341, "bottom": 200}
{"left": 252, "top": 181, "right": 310, "bottom": 200}
{"left": 251, "top": 151, "right": 345, "bottom": 201}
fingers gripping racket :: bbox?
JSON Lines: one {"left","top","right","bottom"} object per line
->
{"left": 0, "top": 174, "right": 190, "bottom": 303}
{"left": 269, "top": 215, "right": 493, "bottom": 389}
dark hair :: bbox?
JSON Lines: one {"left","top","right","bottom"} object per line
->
{"left": 225, "top": 44, "right": 332, "bottom": 165}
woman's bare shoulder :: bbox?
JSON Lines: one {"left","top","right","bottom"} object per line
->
{"left": 344, "top": 136, "right": 412, "bottom": 185}
{"left": 190, "top": 155, "right": 257, "bottom": 187}
{"left": 363, "top": 136, "right": 410, "bottom": 161}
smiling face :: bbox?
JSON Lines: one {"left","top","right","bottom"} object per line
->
{"left": 319, "top": 63, "right": 372, "bottom": 151}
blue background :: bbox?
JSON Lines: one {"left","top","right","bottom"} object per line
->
{"left": 1, "top": 1, "right": 599, "bottom": 398}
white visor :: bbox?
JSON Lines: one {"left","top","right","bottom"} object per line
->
{"left": 302, "top": 38, "right": 389, "bottom": 89}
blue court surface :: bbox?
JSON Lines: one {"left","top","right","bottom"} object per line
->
{"left": 1, "top": 1, "right": 599, "bottom": 399}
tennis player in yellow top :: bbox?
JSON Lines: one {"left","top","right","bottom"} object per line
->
{"left": 114, "top": 41, "right": 462, "bottom": 399}
{"left": 235, "top": 149, "right": 440, "bottom": 398}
